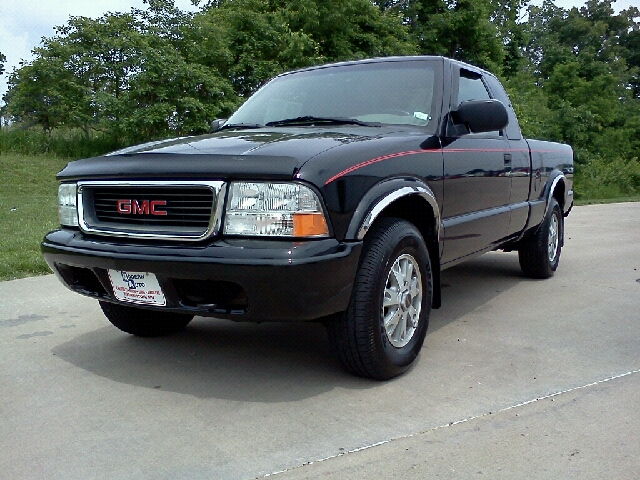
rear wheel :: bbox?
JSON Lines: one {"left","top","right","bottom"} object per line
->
{"left": 327, "top": 217, "right": 432, "bottom": 380}
{"left": 519, "top": 197, "right": 563, "bottom": 278}
{"left": 99, "top": 301, "right": 194, "bottom": 337}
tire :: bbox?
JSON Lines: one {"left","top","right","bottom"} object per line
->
{"left": 518, "top": 197, "right": 563, "bottom": 279}
{"left": 327, "top": 217, "right": 432, "bottom": 380}
{"left": 99, "top": 301, "right": 194, "bottom": 337}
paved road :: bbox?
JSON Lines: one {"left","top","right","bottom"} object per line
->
{"left": 1, "top": 203, "right": 639, "bottom": 479}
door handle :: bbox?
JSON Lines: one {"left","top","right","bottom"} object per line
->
{"left": 504, "top": 153, "right": 512, "bottom": 172}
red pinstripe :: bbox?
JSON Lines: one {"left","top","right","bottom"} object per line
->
{"left": 323, "top": 147, "right": 571, "bottom": 185}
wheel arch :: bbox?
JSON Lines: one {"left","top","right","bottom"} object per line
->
{"left": 544, "top": 172, "right": 568, "bottom": 214}
{"left": 345, "top": 178, "right": 442, "bottom": 308}
{"left": 519, "top": 171, "right": 568, "bottom": 249}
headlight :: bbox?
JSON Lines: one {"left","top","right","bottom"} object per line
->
{"left": 58, "top": 183, "right": 78, "bottom": 227}
{"left": 224, "top": 182, "right": 329, "bottom": 237}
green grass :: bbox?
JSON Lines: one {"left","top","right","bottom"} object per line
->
{"left": 0, "top": 127, "right": 124, "bottom": 159}
{"left": 0, "top": 153, "right": 70, "bottom": 281}
{"left": 0, "top": 127, "right": 125, "bottom": 281}
{"left": 575, "top": 195, "right": 640, "bottom": 206}
{"left": 573, "top": 156, "right": 640, "bottom": 202}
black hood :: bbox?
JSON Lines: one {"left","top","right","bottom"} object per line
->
{"left": 57, "top": 128, "right": 381, "bottom": 181}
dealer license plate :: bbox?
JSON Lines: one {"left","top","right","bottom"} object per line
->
{"left": 107, "top": 270, "right": 166, "bottom": 306}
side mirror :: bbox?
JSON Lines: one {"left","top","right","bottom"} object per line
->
{"left": 451, "top": 100, "right": 508, "bottom": 134}
{"left": 210, "top": 118, "right": 227, "bottom": 133}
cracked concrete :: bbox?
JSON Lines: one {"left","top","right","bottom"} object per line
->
{"left": 271, "top": 371, "right": 640, "bottom": 479}
{"left": 1, "top": 202, "right": 639, "bottom": 479}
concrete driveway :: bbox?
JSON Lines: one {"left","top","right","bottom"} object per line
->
{"left": 1, "top": 202, "right": 639, "bottom": 479}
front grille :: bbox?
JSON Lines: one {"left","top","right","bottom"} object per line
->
{"left": 92, "top": 187, "right": 213, "bottom": 229}
{"left": 78, "top": 181, "right": 225, "bottom": 240}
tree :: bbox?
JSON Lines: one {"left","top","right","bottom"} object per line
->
{"left": 514, "top": 0, "right": 640, "bottom": 198}
{"left": 122, "top": 45, "right": 237, "bottom": 138}
{"left": 279, "top": 0, "right": 417, "bottom": 62}
{"left": 523, "top": 1, "right": 640, "bottom": 162}
{"left": 191, "top": 0, "right": 416, "bottom": 98}
{"left": 372, "top": 0, "right": 506, "bottom": 72}
{"left": 2, "top": 1, "right": 237, "bottom": 140}
{"left": 3, "top": 54, "right": 86, "bottom": 132}
{"left": 189, "top": 0, "right": 320, "bottom": 98}
{"left": 0, "top": 51, "right": 6, "bottom": 76}
{"left": 490, "top": 0, "right": 529, "bottom": 77}
{"left": 619, "top": 6, "right": 640, "bottom": 99}
{"left": 3, "top": 0, "right": 638, "bottom": 193}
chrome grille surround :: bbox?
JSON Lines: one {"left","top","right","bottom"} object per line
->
{"left": 77, "top": 180, "right": 226, "bottom": 241}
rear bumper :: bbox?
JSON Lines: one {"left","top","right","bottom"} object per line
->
{"left": 42, "top": 229, "right": 362, "bottom": 322}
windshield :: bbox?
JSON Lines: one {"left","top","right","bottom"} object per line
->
{"left": 226, "top": 61, "right": 437, "bottom": 128}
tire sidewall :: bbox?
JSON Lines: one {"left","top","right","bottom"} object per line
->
{"left": 366, "top": 222, "right": 431, "bottom": 373}
{"left": 544, "top": 199, "right": 562, "bottom": 273}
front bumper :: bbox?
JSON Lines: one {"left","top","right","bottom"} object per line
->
{"left": 42, "top": 229, "right": 362, "bottom": 322}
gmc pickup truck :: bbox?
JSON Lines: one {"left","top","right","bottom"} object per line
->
{"left": 42, "top": 56, "right": 573, "bottom": 379}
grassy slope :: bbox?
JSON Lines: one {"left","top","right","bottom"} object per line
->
{"left": 0, "top": 154, "right": 70, "bottom": 280}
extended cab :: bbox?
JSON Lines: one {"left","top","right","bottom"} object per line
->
{"left": 42, "top": 56, "right": 573, "bottom": 379}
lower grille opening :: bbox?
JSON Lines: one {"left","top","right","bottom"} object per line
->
{"left": 171, "top": 279, "right": 248, "bottom": 314}
{"left": 56, "top": 264, "right": 108, "bottom": 297}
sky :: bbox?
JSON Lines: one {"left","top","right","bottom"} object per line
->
{"left": 0, "top": 0, "right": 638, "bottom": 102}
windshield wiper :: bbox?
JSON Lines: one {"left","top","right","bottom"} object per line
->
{"left": 265, "top": 116, "right": 380, "bottom": 127}
{"left": 218, "top": 123, "right": 263, "bottom": 131}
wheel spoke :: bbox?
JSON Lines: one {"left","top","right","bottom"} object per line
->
{"left": 382, "top": 253, "right": 424, "bottom": 348}
{"left": 404, "top": 260, "right": 413, "bottom": 288}
{"left": 383, "top": 289, "right": 399, "bottom": 308}
{"left": 408, "top": 305, "right": 418, "bottom": 327}
{"left": 409, "top": 277, "right": 419, "bottom": 298}
{"left": 548, "top": 213, "right": 559, "bottom": 262}
{"left": 396, "top": 311, "right": 408, "bottom": 342}
{"left": 391, "top": 263, "right": 403, "bottom": 289}
{"left": 384, "top": 308, "right": 402, "bottom": 336}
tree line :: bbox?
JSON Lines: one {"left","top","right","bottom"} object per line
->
{"left": 1, "top": 0, "right": 639, "bottom": 197}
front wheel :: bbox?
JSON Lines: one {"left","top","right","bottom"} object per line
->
{"left": 99, "top": 301, "right": 194, "bottom": 337}
{"left": 518, "top": 197, "right": 563, "bottom": 279}
{"left": 327, "top": 218, "right": 432, "bottom": 380}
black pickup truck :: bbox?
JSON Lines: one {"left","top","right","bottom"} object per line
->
{"left": 42, "top": 56, "right": 573, "bottom": 379}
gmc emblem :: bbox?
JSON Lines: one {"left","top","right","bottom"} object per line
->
{"left": 117, "top": 199, "right": 167, "bottom": 216}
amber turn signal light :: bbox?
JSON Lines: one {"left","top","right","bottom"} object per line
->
{"left": 293, "top": 213, "right": 329, "bottom": 237}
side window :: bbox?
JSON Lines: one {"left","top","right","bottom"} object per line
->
{"left": 457, "top": 75, "right": 490, "bottom": 105}
{"left": 452, "top": 70, "right": 500, "bottom": 137}
{"left": 483, "top": 74, "right": 522, "bottom": 140}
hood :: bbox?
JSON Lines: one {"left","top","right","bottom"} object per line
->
{"left": 57, "top": 128, "right": 379, "bottom": 181}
